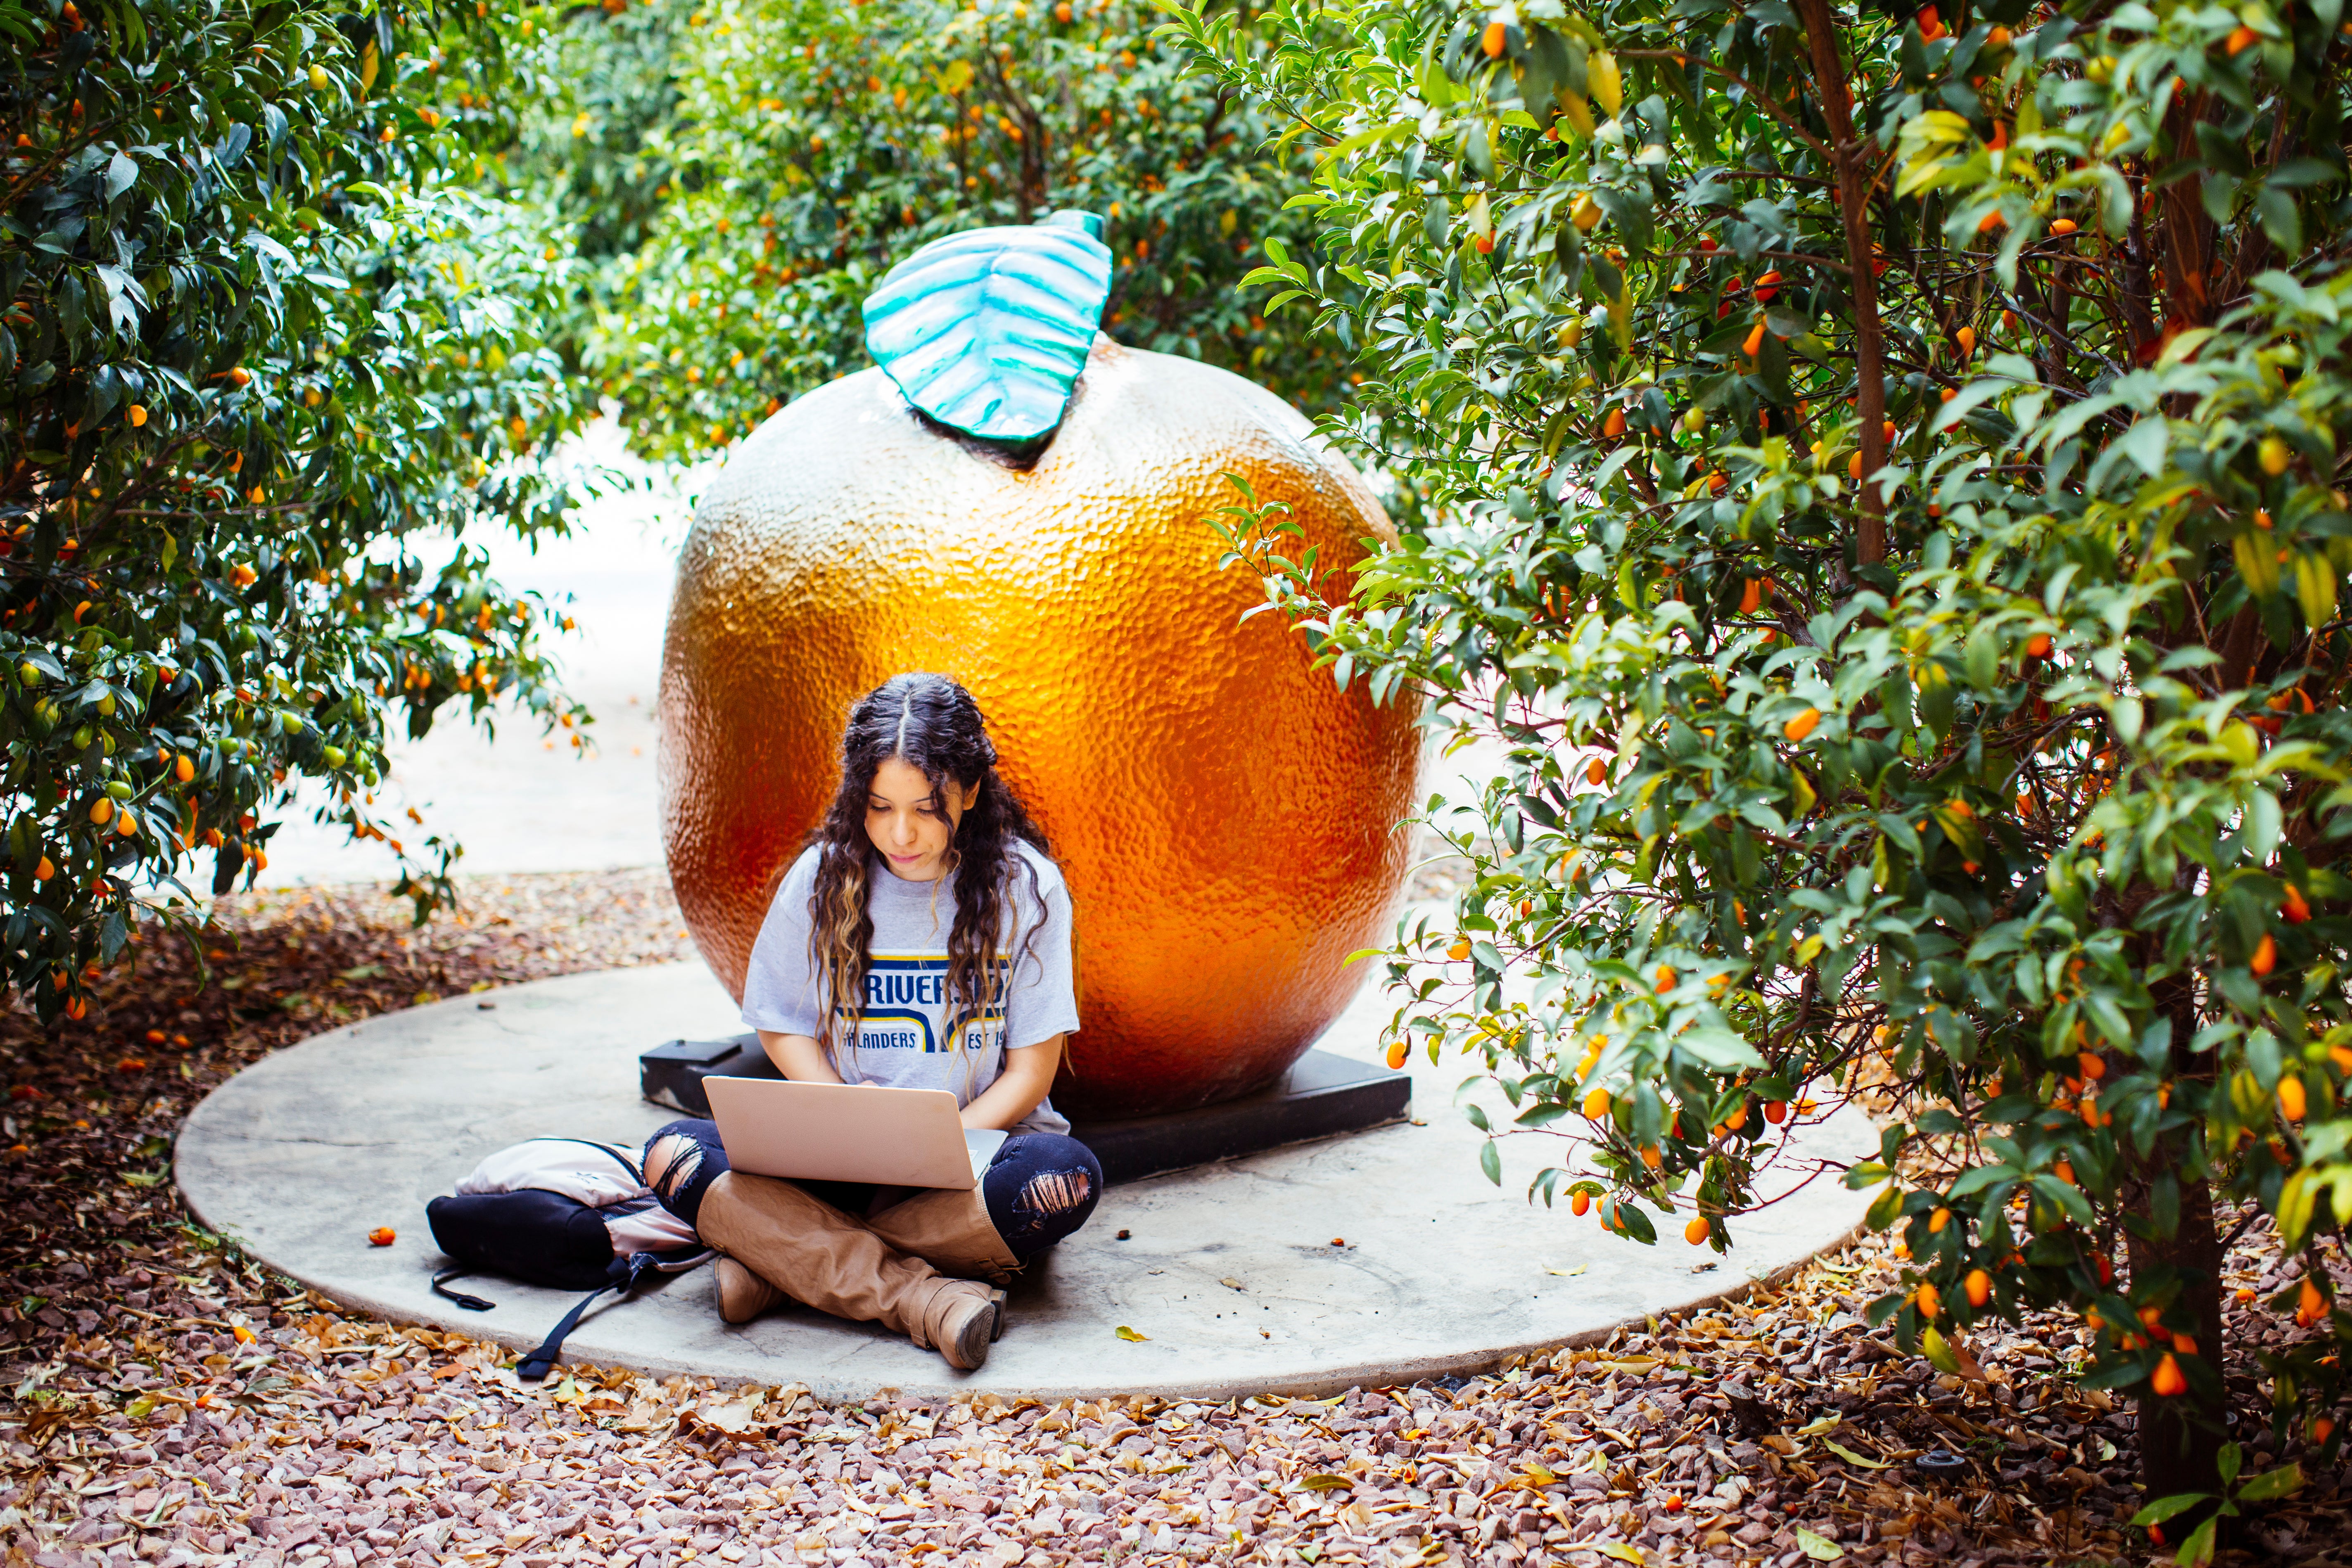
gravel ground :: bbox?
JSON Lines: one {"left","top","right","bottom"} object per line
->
{"left": 0, "top": 870, "right": 2343, "bottom": 1568}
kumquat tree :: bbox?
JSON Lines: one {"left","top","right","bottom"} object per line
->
{"left": 1170, "top": 0, "right": 2352, "bottom": 1534}
{"left": 543, "top": 0, "right": 1361, "bottom": 458}
{"left": 0, "top": 0, "right": 602, "bottom": 1024}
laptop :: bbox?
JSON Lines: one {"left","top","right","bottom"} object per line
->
{"left": 705, "top": 1075, "right": 1006, "bottom": 1190}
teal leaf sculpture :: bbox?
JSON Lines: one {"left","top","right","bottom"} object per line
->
{"left": 862, "top": 211, "right": 1113, "bottom": 444}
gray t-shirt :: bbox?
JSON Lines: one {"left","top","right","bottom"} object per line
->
{"left": 739, "top": 840, "right": 1078, "bottom": 1135}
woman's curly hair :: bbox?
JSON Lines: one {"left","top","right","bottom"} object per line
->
{"left": 804, "top": 672, "right": 1052, "bottom": 1067}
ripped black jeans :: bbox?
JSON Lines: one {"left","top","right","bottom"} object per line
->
{"left": 641, "top": 1118, "right": 1102, "bottom": 1263}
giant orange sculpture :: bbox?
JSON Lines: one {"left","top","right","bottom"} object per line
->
{"left": 658, "top": 214, "right": 1419, "bottom": 1117}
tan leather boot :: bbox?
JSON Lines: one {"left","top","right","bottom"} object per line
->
{"left": 712, "top": 1257, "right": 785, "bottom": 1324}
{"left": 867, "top": 1184, "right": 1021, "bottom": 1281}
{"left": 696, "top": 1172, "right": 1000, "bottom": 1368}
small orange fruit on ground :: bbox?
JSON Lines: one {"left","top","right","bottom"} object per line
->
{"left": 368, "top": 1227, "right": 396, "bottom": 1247}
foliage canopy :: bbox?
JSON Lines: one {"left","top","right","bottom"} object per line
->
{"left": 1174, "top": 0, "right": 2352, "bottom": 1513}
{"left": 0, "top": 0, "right": 600, "bottom": 1017}
{"left": 525, "top": 0, "right": 1361, "bottom": 460}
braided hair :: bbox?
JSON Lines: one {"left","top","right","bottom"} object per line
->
{"left": 804, "top": 673, "right": 1052, "bottom": 1066}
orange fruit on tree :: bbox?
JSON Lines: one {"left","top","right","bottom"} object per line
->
{"left": 1964, "top": 1268, "right": 1991, "bottom": 1307}
{"left": 1570, "top": 1189, "right": 1592, "bottom": 1217}
{"left": 661, "top": 217, "right": 1419, "bottom": 1117}
{"left": 1685, "top": 1215, "right": 1711, "bottom": 1245}
{"left": 2279, "top": 1075, "right": 2307, "bottom": 1122}
{"left": 2252, "top": 933, "right": 2278, "bottom": 976}
{"left": 2151, "top": 1353, "right": 2187, "bottom": 1397}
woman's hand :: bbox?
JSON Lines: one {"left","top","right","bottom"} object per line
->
{"left": 760, "top": 1030, "right": 846, "bottom": 1085}
{"left": 959, "top": 1036, "right": 1063, "bottom": 1131}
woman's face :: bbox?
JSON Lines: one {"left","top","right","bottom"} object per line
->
{"left": 866, "top": 757, "right": 978, "bottom": 881}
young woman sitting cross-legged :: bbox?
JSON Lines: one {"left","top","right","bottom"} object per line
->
{"left": 639, "top": 672, "right": 1101, "bottom": 1371}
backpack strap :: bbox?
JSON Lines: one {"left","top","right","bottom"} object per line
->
{"left": 534, "top": 1137, "right": 648, "bottom": 1188}
{"left": 516, "top": 1248, "right": 710, "bottom": 1381}
{"left": 431, "top": 1269, "right": 498, "bottom": 1312}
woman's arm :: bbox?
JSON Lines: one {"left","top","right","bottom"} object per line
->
{"left": 957, "top": 1036, "right": 1063, "bottom": 1131}
{"left": 759, "top": 1030, "right": 846, "bottom": 1085}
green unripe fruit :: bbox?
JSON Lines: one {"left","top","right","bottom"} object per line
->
{"left": 322, "top": 745, "right": 347, "bottom": 768}
{"left": 96, "top": 691, "right": 115, "bottom": 717}
{"left": 17, "top": 662, "right": 38, "bottom": 687}
{"left": 281, "top": 711, "right": 304, "bottom": 736}
{"left": 72, "top": 724, "right": 92, "bottom": 750}
{"left": 104, "top": 780, "right": 133, "bottom": 800}
{"left": 309, "top": 64, "right": 332, "bottom": 90}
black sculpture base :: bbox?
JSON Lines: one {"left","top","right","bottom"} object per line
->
{"left": 638, "top": 1034, "right": 1412, "bottom": 1187}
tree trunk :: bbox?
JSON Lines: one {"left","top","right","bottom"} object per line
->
{"left": 1794, "top": 0, "right": 1887, "bottom": 568}
{"left": 2130, "top": 984, "right": 2229, "bottom": 1512}
{"left": 2127, "top": 1172, "right": 2227, "bottom": 1506}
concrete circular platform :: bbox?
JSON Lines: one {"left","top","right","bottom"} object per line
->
{"left": 177, "top": 963, "right": 1875, "bottom": 1402}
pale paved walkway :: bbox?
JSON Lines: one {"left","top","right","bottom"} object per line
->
{"left": 177, "top": 963, "right": 1875, "bottom": 1402}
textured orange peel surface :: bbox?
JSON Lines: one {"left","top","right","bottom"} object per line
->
{"left": 659, "top": 337, "right": 1420, "bottom": 1117}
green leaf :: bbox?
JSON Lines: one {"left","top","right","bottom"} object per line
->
{"left": 2128, "top": 1493, "right": 2213, "bottom": 1528}
{"left": 2232, "top": 1463, "right": 2304, "bottom": 1502}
